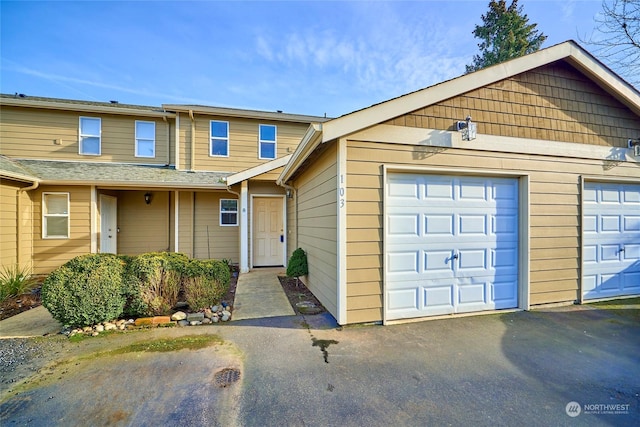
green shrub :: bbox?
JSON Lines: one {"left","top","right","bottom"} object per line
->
{"left": 286, "top": 248, "right": 308, "bottom": 285}
{"left": 183, "top": 259, "right": 230, "bottom": 310}
{"left": 123, "top": 252, "right": 188, "bottom": 316}
{"left": 0, "top": 264, "right": 38, "bottom": 302}
{"left": 41, "top": 254, "right": 125, "bottom": 327}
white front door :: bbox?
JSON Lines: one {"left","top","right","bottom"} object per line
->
{"left": 583, "top": 182, "right": 640, "bottom": 300}
{"left": 253, "top": 197, "right": 284, "bottom": 266}
{"left": 100, "top": 195, "right": 117, "bottom": 254}
{"left": 385, "top": 173, "right": 519, "bottom": 320}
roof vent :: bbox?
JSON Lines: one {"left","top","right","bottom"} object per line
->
{"left": 15, "top": 93, "right": 26, "bottom": 98}
{"left": 110, "top": 100, "right": 119, "bottom": 104}
{"left": 277, "top": 110, "right": 283, "bottom": 113}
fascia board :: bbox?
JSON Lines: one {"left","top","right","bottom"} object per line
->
{"left": 226, "top": 155, "right": 292, "bottom": 186}
{"left": 163, "top": 105, "right": 328, "bottom": 123}
{"left": 0, "top": 98, "right": 175, "bottom": 118}
{"left": 0, "top": 171, "right": 40, "bottom": 184}
{"left": 36, "top": 180, "right": 227, "bottom": 189}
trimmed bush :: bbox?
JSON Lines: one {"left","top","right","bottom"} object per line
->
{"left": 286, "top": 248, "right": 308, "bottom": 286}
{"left": 123, "top": 252, "right": 188, "bottom": 316}
{"left": 184, "top": 259, "right": 230, "bottom": 311}
{"left": 41, "top": 254, "right": 125, "bottom": 327}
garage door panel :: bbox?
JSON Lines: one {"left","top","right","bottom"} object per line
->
{"left": 387, "top": 288, "right": 419, "bottom": 312}
{"left": 388, "top": 214, "right": 419, "bottom": 236}
{"left": 387, "top": 251, "right": 419, "bottom": 273}
{"left": 583, "top": 182, "right": 640, "bottom": 300}
{"left": 386, "top": 173, "right": 519, "bottom": 320}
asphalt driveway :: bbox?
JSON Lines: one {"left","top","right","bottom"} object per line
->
{"left": 1, "top": 300, "right": 638, "bottom": 426}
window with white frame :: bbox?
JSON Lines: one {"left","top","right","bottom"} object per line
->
{"left": 259, "top": 124, "right": 276, "bottom": 159}
{"left": 210, "top": 121, "right": 229, "bottom": 157}
{"left": 220, "top": 199, "right": 238, "bottom": 226}
{"left": 135, "top": 121, "right": 156, "bottom": 157}
{"left": 43, "top": 193, "right": 70, "bottom": 238}
{"left": 79, "top": 117, "right": 101, "bottom": 155}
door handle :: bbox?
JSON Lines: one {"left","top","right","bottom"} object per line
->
{"left": 452, "top": 253, "right": 459, "bottom": 260}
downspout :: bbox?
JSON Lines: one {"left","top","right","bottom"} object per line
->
{"left": 189, "top": 110, "right": 195, "bottom": 171}
{"left": 17, "top": 180, "right": 40, "bottom": 266}
{"left": 175, "top": 113, "right": 180, "bottom": 169}
{"left": 226, "top": 183, "right": 244, "bottom": 270}
{"left": 163, "top": 116, "right": 170, "bottom": 166}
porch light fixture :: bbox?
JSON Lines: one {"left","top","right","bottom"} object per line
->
{"left": 628, "top": 138, "right": 640, "bottom": 157}
{"left": 456, "top": 116, "right": 477, "bottom": 141}
{"left": 144, "top": 192, "right": 152, "bottom": 205}
{"left": 286, "top": 189, "right": 293, "bottom": 199}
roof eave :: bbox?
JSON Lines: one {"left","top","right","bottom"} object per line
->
{"left": 163, "top": 104, "right": 328, "bottom": 123}
{"left": 0, "top": 98, "right": 175, "bottom": 118}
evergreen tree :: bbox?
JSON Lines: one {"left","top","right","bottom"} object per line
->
{"left": 466, "top": 0, "right": 547, "bottom": 73}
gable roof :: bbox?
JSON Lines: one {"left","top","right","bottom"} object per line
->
{"left": 278, "top": 40, "right": 640, "bottom": 184}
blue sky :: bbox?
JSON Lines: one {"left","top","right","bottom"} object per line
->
{"left": 1, "top": 1, "right": 610, "bottom": 117}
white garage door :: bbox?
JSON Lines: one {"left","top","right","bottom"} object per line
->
{"left": 385, "top": 173, "right": 519, "bottom": 320}
{"left": 583, "top": 182, "right": 640, "bottom": 300}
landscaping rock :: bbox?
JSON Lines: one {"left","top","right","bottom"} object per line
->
{"left": 104, "top": 322, "right": 117, "bottom": 331}
{"left": 189, "top": 321, "right": 202, "bottom": 326}
{"left": 95, "top": 324, "right": 104, "bottom": 332}
{"left": 186, "top": 312, "right": 205, "bottom": 322}
{"left": 177, "top": 320, "right": 189, "bottom": 327}
{"left": 171, "top": 311, "right": 187, "bottom": 321}
{"left": 202, "top": 318, "right": 212, "bottom": 324}
{"left": 211, "top": 305, "right": 219, "bottom": 312}
{"left": 212, "top": 317, "right": 219, "bottom": 323}
{"left": 203, "top": 308, "right": 213, "bottom": 319}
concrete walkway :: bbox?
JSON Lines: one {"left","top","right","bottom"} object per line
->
{"left": 232, "top": 268, "right": 295, "bottom": 321}
{"left": 0, "top": 306, "right": 61, "bottom": 338}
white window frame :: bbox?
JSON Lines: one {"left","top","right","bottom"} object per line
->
{"left": 258, "top": 124, "right": 277, "bottom": 160}
{"left": 135, "top": 120, "right": 156, "bottom": 158}
{"left": 210, "top": 120, "right": 229, "bottom": 157}
{"left": 220, "top": 199, "right": 238, "bottom": 226}
{"left": 42, "top": 192, "right": 70, "bottom": 239}
{"left": 79, "top": 116, "right": 101, "bottom": 155}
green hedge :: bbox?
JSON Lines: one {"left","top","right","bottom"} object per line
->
{"left": 184, "top": 259, "right": 230, "bottom": 311}
{"left": 123, "top": 252, "right": 189, "bottom": 316}
{"left": 42, "top": 252, "right": 232, "bottom": 327}
{"left": 42, "top": 254, "right": 126, "bottom": 327}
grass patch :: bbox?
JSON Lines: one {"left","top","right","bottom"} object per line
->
{"left": 106, "top": 335, "right": 223, "bottom": 355}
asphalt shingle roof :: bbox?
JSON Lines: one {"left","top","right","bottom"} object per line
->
{"left": 1, "top": 158, "right": 231, "bottom": 188}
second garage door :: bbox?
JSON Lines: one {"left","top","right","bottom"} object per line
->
{"left": 385, "top": 173, "right": 519, "bottom": 320}
{"left": 583, "top": 182, "right": 640, "bottom": 300}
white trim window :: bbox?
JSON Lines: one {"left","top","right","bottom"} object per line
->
{"left": 135, "top": 120, "right": 156, "bottom": 158}
{"left": 210, "top": 120, "right": 229, "bottom": 157}
{"left": 220, "top": 199, "right": 238, "bottom": 226}
{"left": 259, "top": 124, "right": 277, "bottom": 160}
{"left": 43, "top": 192, "right": 70, "bottom": 239}
{"left": 79, "top": 117, "right": 101, "bottom": 155}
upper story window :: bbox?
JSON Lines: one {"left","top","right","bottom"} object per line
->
{"left": 259, "top": 124, "right": 277, "bottom": 160}
{"left": 79, "top": 117, "right": 101, "bottom": 155}
{"left": 42, "top": 192, "right": 70, "bottom": 239}
{"left": 135, "top": 121, "right": 156, "bottom": 158}
{"left": 210, "top": 121, "right": 229, "bottom": 157}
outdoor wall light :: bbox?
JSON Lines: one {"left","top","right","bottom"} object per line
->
{"left": 628, "top": 138, "right": 640, "bottom": 157}
{"left": 286, "top": 189, "right": 293, "bottom": 199}
{"left": 144, "top": 192, "right": 152, "bottom": 205}
{"left": 456, "top": 116, "right": 477, "bottom": 141}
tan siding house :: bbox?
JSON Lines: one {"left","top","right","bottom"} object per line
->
{"left": 279, "top": 41, "right": 640, "bottom": 325}
{"left": 0, "top": 95, "right": 327, "bottom": 276}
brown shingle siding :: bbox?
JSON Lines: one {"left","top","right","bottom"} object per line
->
{"left": 385, "top": 60, "right": 640, "bottom": 147}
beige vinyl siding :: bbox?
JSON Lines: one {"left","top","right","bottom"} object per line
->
{"left": 294, "top": 142, "right": 338, "bottom": 317}
{"left": 344, "top": 139, "right": 640, "bottom": 323}
{"left": 117, "top": 191, "right": 170, "bottom": 255}
{"left": 385, "top": 61, "right": 639, "bottom": 147}
{"left": 178, "top": 114, "right": 306, "bottom": 172}
{"left": 1, "top": 179, "right": 20, "bottom": 268}
{"left": 32, "top": 186, "right": 91, "bottom": 274}
{"left": 193, "top": 192, "right": 239, "bottom": 261}
{"left": 0, "top": 106, "right": 170, "bottom": 164}
{"left": 178, "top": 191, "right": 194, "bottom": 256}
{"left": 286, "top": 193, "right": 297, "bottom": 260}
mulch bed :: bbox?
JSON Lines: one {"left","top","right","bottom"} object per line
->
{"left": 0, "top": 292, "right": 42, "bottom": 321}
{"left": 277, "top": 276, "right": 327, "bottom": 315}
